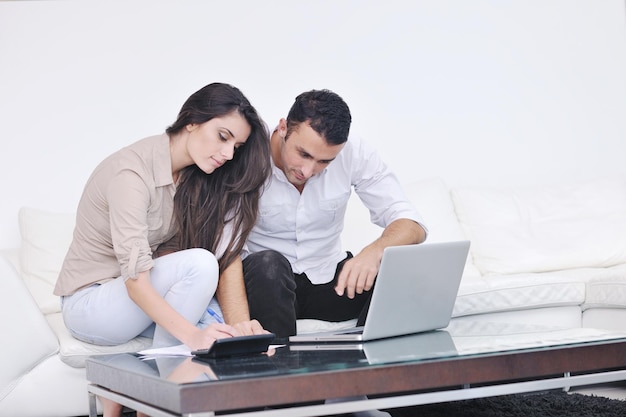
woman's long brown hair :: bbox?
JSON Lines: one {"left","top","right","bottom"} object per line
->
{"left": 166, "top": 83, "right": 270, "bottom": 271}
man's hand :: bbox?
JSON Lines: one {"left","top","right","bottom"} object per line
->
{"left": 232, "top": 319, "right": 270, "bottom": 336}
{"left": 335, "top": 219, "right": 426, "bottom": 298}
{"left": 334, "top": 246, "right": 381, "bottom": 299}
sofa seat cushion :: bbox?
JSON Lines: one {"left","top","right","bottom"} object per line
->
{"left": 47, "top": 313, "right": 152, "bottom": 368}
{"left": 583, "top": 263, "right": 626, "bottom": 310}
{"left": 583, "top": 309, "right": 626, "bottom": 331}
{"left": 453, "top": 268, "right": 604, "bottom": 317}
{"left": 452, "top": 176, "right": 626, "bottom": 275}
{"left": 448, "top": 321, "right": 626, "bottom": 354}
{"left": 296, "top": 318, "right": 358, "bottom": 334}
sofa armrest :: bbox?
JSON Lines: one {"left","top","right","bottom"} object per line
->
{"left": 0, "top": 256, "right": 58, "bottom": 398}
{"left": 0, "top": 248, "right": 19, "bottom": 271}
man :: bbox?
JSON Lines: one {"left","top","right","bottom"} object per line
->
{"left": 243, "top": 89, "right": 427, "bottom": 337}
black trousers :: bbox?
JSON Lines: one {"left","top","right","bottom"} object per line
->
{"left": 242, "top": 250, "right": 373, "bottom": 338}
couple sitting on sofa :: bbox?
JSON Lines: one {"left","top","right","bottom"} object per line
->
{"left": 54, "top": 82, "right": 427, "bottom": 416}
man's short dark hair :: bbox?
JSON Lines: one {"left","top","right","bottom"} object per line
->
{"left": 286, "top": 89, "right": 352, "bottom": 145}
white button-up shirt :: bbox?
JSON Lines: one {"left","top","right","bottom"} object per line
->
{"left": 245, "top": 134, "right": 425, "bottom": 285}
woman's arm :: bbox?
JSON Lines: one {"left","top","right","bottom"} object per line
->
{"left": 216, "top": 256, "right": 266, "bottom": 335}
{"left": 125, "top": 270, "right": 238, "bottom": 349}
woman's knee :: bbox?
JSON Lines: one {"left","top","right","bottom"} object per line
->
{"left": 186, "top": 247, "right": 219, "bottom": 272}
{"left": 179, "top": 248, "right": 219, "bottom": 292}
{"left": 150, "top": 248, "right": 219, "bottom": 316}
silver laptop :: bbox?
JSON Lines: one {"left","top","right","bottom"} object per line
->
{"left": 289, "top": 240, "right": 470, "bottom": 343}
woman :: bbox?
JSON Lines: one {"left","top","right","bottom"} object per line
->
{"left": 54, "top": 82, "right": 271, "bottom": 416}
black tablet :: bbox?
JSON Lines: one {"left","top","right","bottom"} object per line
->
{"left": 191, "top": 333, "right": 275, "bottom": 359}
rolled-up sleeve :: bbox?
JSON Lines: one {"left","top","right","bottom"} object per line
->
{"left": 351, "top": 137, "right": 428, "bottom": 236}
{"left": 107, "top": 169, "right": 155, "bottom": 280}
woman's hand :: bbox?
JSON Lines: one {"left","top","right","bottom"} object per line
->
{"left": 187, "top": 323, "right": 239, "bottom": 351}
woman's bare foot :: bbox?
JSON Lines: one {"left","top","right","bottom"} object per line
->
{"left": 136, "top": 412, "right": 151, "bottom": 417}
{"left": 100, "top": 396, "right": 123, "bottom": 417}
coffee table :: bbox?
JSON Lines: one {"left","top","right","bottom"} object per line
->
{"left": 86, "top": 322, "right": 626, "bottom": 417}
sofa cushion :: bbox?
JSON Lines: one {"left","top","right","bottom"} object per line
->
{"left": 451, "top": 176, "right": 626, "bottom": 275}
{"left": 453, "top": 268, "right": 596, "bottom": 318}
{"left": 583, "top": 263, "right": 626, "bottom": 310}
{"left": 297, "top": 318, "right": 358, "bottom": 334}
{"left": 0, "top": 256, "right": 59, "bottom": 396}
{"left": 402, "top": 177, "right": 480, "bottom": 278}
{"left": 47, "top": 313, "right": 152, "bottom": 368}
{"left": 18, "top": 207, "right": 75, "bottom": 314}
{"left": 403, "top": 177, "right": 465, "bottom": 243}
{"left": 582, "top": 309, "right": 626, "bottom": 331}
{"left": 342, "top": 177, "right": 480, "bottom": 278}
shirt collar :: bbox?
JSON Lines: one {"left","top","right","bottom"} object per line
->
{"left": 153, "top": 133, "right": 174, "bottom": 187}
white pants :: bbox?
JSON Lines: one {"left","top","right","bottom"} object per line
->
{"left": 61, "top": 248, "right": 223, "bottom": 348}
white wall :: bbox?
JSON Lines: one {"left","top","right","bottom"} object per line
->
{"left": 1, "top": 0, "right": 625, "bottom": 249}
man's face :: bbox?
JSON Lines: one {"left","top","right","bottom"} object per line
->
{"left": 279, "top": 122, "right": 344, "bottom": 189}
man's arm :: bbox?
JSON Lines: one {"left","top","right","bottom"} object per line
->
{"left": 335, "top": 218, "right": 426, "bottom": 298}
{"left": 216, "top": 256, "right": 266, "bottom": 335}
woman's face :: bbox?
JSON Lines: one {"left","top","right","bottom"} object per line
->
{"left": 186, "top": 111, "right": 251, "bottom": 174}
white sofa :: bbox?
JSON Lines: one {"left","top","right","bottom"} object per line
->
{"left": 2, "top": 175, "right": 626, "bottom": 417}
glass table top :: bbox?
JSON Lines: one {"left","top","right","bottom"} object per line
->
{"left": 87, "top": 322, "right": 626, "bottom": 386}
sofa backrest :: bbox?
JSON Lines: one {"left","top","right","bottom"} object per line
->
{"left": 341, "top": 177, "right": 481, "bottom": 279}
{"left": 18, "top": 207, "right": 74, "bottom": 314}
{"left": 451, "top": 176, "right": 626, "bottom": 275}
{"left": 23, "top": 175, "right": 626, "bottom": 315}
{"left": 18, "top": 177, "right": 482, "bottom": 317}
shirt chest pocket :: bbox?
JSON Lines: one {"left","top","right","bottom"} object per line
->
{"left": 148, "top": 188, "right": 175, "bottom": 242}
{"left": 258, "top": 205, "right": 294, "bottom": 234}
{"left": 317, "top": 193, "right": 350, "bottom": 224}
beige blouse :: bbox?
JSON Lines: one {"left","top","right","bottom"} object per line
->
{"left": 54, "top": 134, "right": 177, "bottom": 296}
